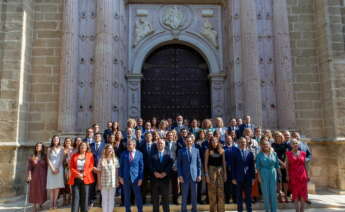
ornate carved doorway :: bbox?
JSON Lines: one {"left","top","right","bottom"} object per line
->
{"left": 141, "top": 44, "right": 211, "bottom": 121}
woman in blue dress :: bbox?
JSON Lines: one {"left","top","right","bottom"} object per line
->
{"left": 256, "top": 136, "right": 280, "bottom": 212}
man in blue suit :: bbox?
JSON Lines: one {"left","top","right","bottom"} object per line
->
{"left": 90, "top": 133, "right": 106, "bottom": 165}
{"left": 177, "top": 135, "right": 202, "bottom": 212}
{"left": 119, "top": 139, "right": 144, "bottom": 212}
{"left": 231, "top": 137, "right": 255, "bottom": 212}
{"left": 151, "top": 138, "right": 173, "bottom": 212}
{"left": 89, "top": 132, "right": 105, "bottom": 206}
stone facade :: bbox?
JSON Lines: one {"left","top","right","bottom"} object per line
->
{"left": 0, "top": 0, "right": 344, "bottom": 197}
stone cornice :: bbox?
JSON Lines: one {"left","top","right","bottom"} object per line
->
{"left": 208, "top": 72, "right": 226, "bottom": 79}
{"left": 126, "top": 73, "right": 144, "bottom": 79}
{"left": 126, "top": 0, "right": 225, "bottom": 5}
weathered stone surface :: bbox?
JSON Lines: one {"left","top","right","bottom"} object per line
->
{"left": 1, "top": 0, "right": 345, "bottom": 197}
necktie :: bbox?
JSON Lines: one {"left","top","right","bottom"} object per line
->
{"left": 147, "top": 144, "right": 151, "bottom": 153}
{"left": 187, "top": 148, "right": 192, "bottom": 161}
{"left": 242, "top": 150, "right": 248, "bottom": 174}
{"left": 96, "top": 143, "right": 99, "bottom": 151}
{"left": 130, "top": 152, "right": 134, "bottom": 162}
{"left": 159, "top": 152, "right": 163, "bottom": 162}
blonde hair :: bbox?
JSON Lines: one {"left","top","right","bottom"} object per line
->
{"left": 127, "top": 118, "right": 137, "bottom": 128}
{"left": 274, "top": 131, "right": 285, "bottom": 143}
{"left": 100, "top": 144, "right": 117, "bottom": 166}
{"left": 259, "top": 136, "right": 274, "bottom": 153}
{"left": 202, "top": 119, "right": 213, "bottom": 129}
{"left": 215, "top": 117, "right": 224, "bottom": 128}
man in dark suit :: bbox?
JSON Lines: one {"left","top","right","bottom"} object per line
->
{"left": 119, "top": 139, "right": 144, "bottom": 212}
{"left": 151, "top": 138, "right": 173, "bottom": 212}
{"left": 177, "top": 135, "right": 202, "bottom": 212}
{"left": 138, "top": 132, "right": 157, "bottom": 203}
{"left": 228, "top": 118, "right": 239, "bottom": 138}
{"left": 231, "top": 137, "right": 255, "bottom": 212}
{"left": 237, "top": 115, "right": 255, "bottom": 138}
{"left": 173, "top": 115, "right": 186, "bottom": 133}
{"left": 165, "top": 130, "right": 179, "bottom": 204}
{"left": 103, "top": 121, "right": 113, "bottom": 142}
{"left": 223, "top": 134, "right": 237, "bottom": 203}
{"left": 135, "top": 128, "right": 145, "bottom": 149}
{"left": 89, "top": 132, "right": 105, "bottom": 206}
{"left": 177, "top": 128, "right": 188, "bottom": 151}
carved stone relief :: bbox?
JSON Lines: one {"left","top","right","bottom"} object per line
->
{"left": 133, "top": 17, "right": 155, "bottom": 47}
{"left": 201, "top": 19, "right": 218, "bottom": 48}
{"left": 159, "top": 5, "right": 193, "bottom": 37}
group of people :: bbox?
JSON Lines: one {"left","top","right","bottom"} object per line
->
{"left": 26, "top": 115, "right": 311, "bottom": 212}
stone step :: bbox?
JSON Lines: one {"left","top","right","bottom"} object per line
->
{"left": 42, "top": 202, "right": 315, "bottom": 212}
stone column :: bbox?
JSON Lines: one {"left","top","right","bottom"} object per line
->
{"left": 93, "top": 0, "right": 114, "bottom": 128}
{"left": 58, "top": 0, "right": 79, "bottom": 133}
{"left": 240, "top": 0, "right": 262, "bottom": 126}
{"left": 209, "top": 73, "right": 226, "bottom": 118}
{"left": 127, "top": 74, "right": 143, "bottom": 118}
{"left": 273, "top": 0, "right": 296, "bottom": 129}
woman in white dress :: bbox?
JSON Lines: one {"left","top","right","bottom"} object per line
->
{"left": 47, "top": 135, "right": 65, "bottom": 209}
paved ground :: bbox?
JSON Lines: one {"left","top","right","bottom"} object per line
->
{"left": 1, "top": 191, "right": 344, "bottom": 212}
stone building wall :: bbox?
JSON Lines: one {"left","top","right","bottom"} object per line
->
{"left": 29, "top": 0, "right": 62, "bottom": 142}
{"left": 0, "top": 0, "right": 344, "bottom": 197}
{"left": 286, "top": 0, "right": 324, "bottom": 138}
{"left": 0, "top": 0, "right": 35, "bottom": 196}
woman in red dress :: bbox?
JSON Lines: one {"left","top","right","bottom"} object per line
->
{"left": 26, "top": 142, "right": 48, "bottom": 212}
{"left": 286, "top": 138, "right": 309, "bottom": 212}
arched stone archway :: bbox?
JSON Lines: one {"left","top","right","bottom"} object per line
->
{"left": 127, "top": 34, "right": 225, "bottom": 119}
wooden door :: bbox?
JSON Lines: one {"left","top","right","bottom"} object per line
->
{"left": 141, "top": 44, "right": 211, "bottom": 121}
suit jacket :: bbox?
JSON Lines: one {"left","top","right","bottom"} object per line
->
{"left": 224, "top": 145, "right": 237, "bottom": 171}
{"left": 113, "top": 140, "right": 126, "bottom": 158}
{"left": 139, "top": 142, "right": 157, "bottom": 174}
{"left": 173, "top": 124, "right": 186, "bottom": 133}
{"left": 165, "top": 141, "right": 177, "bottom": 160}
{"left": 90, "top": 141, "right": 106, "bottom": 166}
{"left": 177, "top": 147, "right": 201, "bottom": 182}
{"left": 177, "top": 137, "right": 186, "bottom": 151}
{"left": 83, "top": 137, "right": 95, "bottom": 145}
{"left": 103, "top": 128, "right": 112, "bottom": 142}
{"left": 151, "top": 150, "right": 174, "bottom": 181}
{"left": 165, "top": 141, "right": 178, "bottom": 171}
{"left": 119, "top": 150, "right": 144, "bottom": 183}
{"left": 231, "top": 147, "right": 255, "bottom": 182}
{"left": 68, "top": 152, "right": 95, "bottom": 185}
{"left": 135, "top": 138, "right": 145, "bottom": 150}
{"left": 237, "top": 123, "right": 255, "bottom": 138}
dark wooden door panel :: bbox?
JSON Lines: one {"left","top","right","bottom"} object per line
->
{"left": 141, "top": 44, "right": 211, "bottom": 121}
